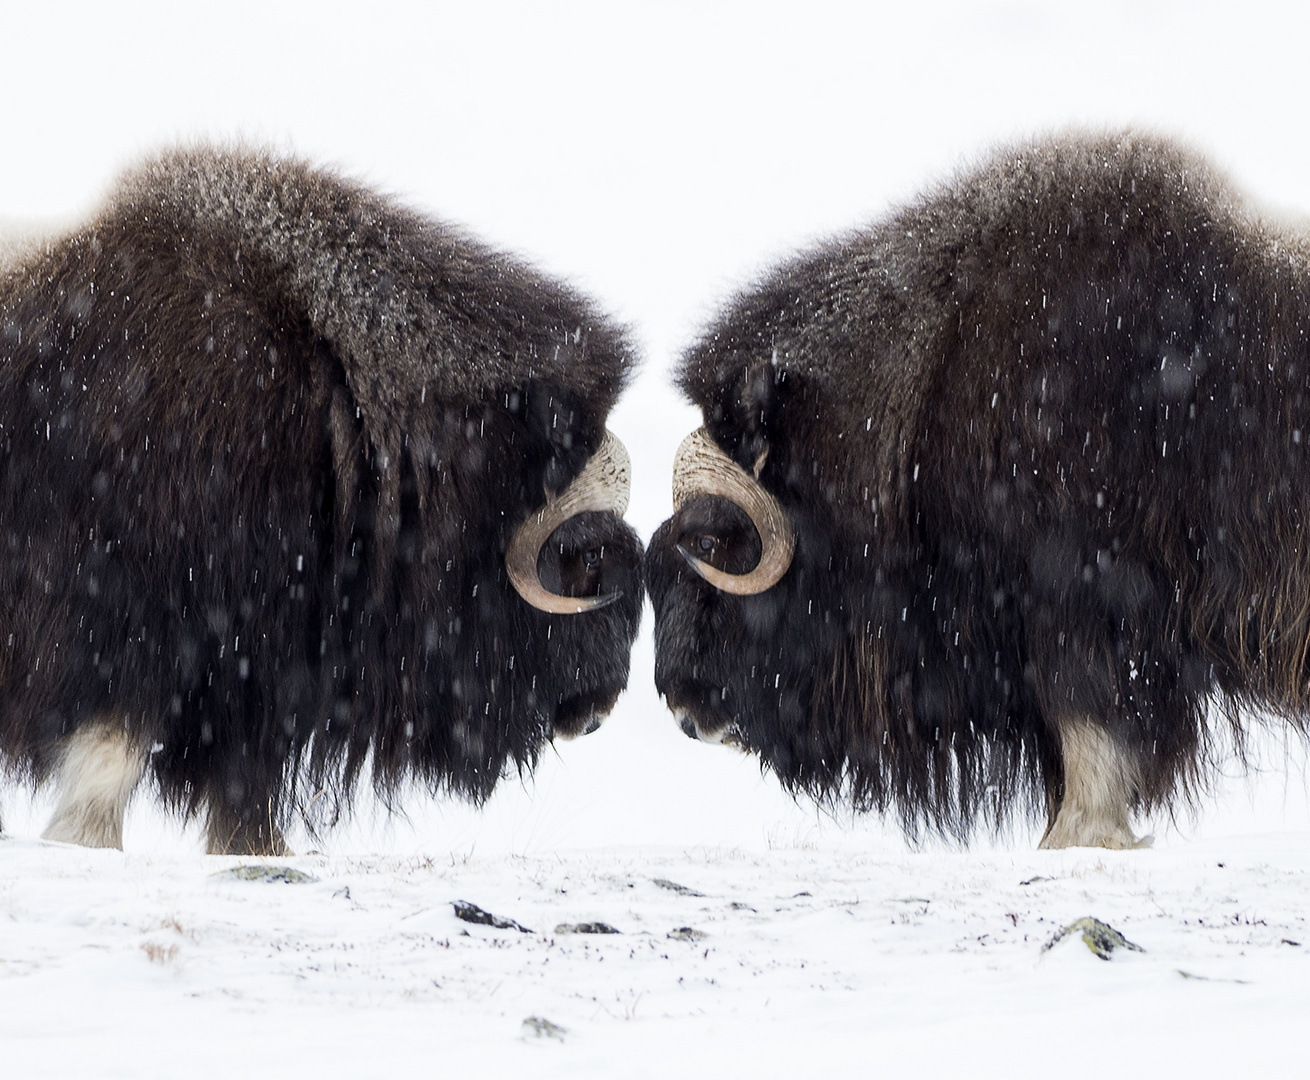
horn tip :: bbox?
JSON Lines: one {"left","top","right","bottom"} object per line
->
{"left": 675, "top": 544, "right": 709, "bottom": 581}
{"left": 583, "top": 590, "right": 623, "bottom": 613}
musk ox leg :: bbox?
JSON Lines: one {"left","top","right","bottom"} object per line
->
{"left": 41, "top": 723, "right": 146, "bottom": 849}
{"left": 205, "top": 803, "right": 291, "bottom": 857}
{"left": 1038, "top": 718, "right": 1153, "bottom": 850}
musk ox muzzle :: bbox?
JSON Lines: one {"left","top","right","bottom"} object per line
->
{"left": 0, "top": 146, "right": 644, "bottom": 855}
{"left": 650, "top": 129, "right": 1310, "bottom": 850}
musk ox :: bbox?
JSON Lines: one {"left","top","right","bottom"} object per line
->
{"left": 649, "top": 131, "right": 1310, "bottom": 848}
{"left": 0, "top": 147, "right": 643, "bottom": 854}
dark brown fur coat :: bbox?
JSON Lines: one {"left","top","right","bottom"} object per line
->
{"left": 651, "top": 131, "right": 1310, "bottom": 835}
{"left": 0, "top": 147, "right": 642, "bottom": 850}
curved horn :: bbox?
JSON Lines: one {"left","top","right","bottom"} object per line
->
{"left": 506, "top": 430, "right": 631, "bottom": 614}
{"left": 671, "top": 427, "right": 795, "bottom": 595}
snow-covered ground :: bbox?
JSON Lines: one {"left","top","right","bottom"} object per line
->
{"left": 3, "top": 824, "right": 1309, "bottom": 1078}
{"left": 3, "top": 2, "right": 1310, "bottom": 1076}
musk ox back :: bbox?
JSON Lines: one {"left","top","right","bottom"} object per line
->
{"left": 649, "top": 131, "right": 1310, "bottom": 848}
{"left": 0, "top": 147, "right": 643, "bottom": 854}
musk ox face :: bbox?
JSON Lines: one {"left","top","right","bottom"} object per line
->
{"left": 650, "top": 370, "right": 870, "bottom": 773}
{"left": 651, "top": 131, "right": 1310, "bottom": 848}
{"left": 0, "top": 147, "right": 643, "bottom": 853}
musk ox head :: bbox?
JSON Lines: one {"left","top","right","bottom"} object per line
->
{"left": 649, "top": 342, "right": 881, "bottom": 783}
{"left": 0, "top": 146, "right": 643, "bottom": 852}
{"left": 650, "top": 131, "right": 1310, "bottom": 845}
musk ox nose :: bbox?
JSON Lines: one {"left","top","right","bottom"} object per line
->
{"left": 548, "top": 709, "right": 608, "bottom": 740}
{"left": 551, "top": 703, "right": 611, "bottom": 740}
{"left": 678, "top": 713, "right": 700, "bottom": 740}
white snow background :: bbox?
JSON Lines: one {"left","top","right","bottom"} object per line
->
{"left": 2, "top": 1, "right": 1309, "bottom": 1076}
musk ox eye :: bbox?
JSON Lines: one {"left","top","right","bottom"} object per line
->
{"left": 533, "top": 512, "right": 640, "bottom": 603}
{"left": 670, "top": 496, "right": 764, "bottom": 579}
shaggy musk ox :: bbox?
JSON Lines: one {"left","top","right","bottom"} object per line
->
{"left": 650, "top": 131, "right": 1310, "bottom": 848}
{"left": 0, "top": 148, "right": 643, "bottom": 854}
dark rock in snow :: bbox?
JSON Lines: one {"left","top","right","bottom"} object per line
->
{"left": 522, "top": 1016, "right": 567, "bottom": 1040}
{"left": 554, "top": 921, "right": 620, "bottom": 935}
{"left": 215, "top": 865, "right": 319, "bottom": 884}
{"left": 452, "top": 900, "right": 533, "bottom": 933}
{"left": 1043, "top": 916, "right": 1144, "bottom": 960}
{"left": 653, "top": 878, "right": 705, "bottom": 897}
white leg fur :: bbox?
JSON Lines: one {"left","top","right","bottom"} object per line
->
{"left": 1039, "top": 717, "right": 1152, "bottom": 850}
{"left": 41, "top": 724, "right": 146, "bottom": 849}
